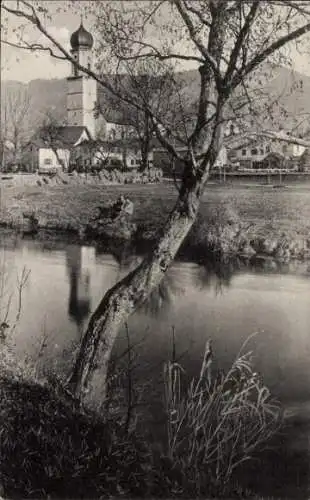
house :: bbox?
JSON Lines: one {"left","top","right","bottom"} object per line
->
{"left": 299, "top": 148, "right": 310, "bottom": 171}
{"left": 227, "top": 130, "right": 310, "bottom": 169}
{"left": 28, "top": 126, "right": 92, "bottom": 173}
{"left": 93, "top": 138, "right": 154, "bottom": 170}
{"left": 71, "top": 137, "right": 154, "bottom": 171}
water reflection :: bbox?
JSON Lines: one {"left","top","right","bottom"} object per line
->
{"left": 142, "top": 273, "right": 184, "bottom": 316}
{"left": 1, "top": 236, "right": 310, "bottom": 497}
{"left": 141, "top": 257, "right": 242, "bottom": 316}
{"left": 195, "top": 257, "right": 238, "bottom": 294}
{"left": 66, "top": 245, "right": 91, "bottom": 331}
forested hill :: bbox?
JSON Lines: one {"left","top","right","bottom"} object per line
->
{"left": 2, "top": 65, "right": 310, "bottom": 141}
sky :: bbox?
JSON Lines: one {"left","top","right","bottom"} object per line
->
{"left": 1, "top": 0, "right": 310, "bottom": 83}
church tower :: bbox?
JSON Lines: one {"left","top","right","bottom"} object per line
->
{"left": 67, "top": 22, "right": 97, "bottom": 138}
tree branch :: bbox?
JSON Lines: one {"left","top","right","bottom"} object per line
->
{"left": 231, "top": 19, "right": 310, "bottom": 90}
{"left": 224, "top": 0, "right": 260, "bottom": 85}
{"left": 172, "top": 0, "right": 222, "bottom": 81}
{"left": 1, "top": 39, "right": 68, "bottom": 60}
{"left": 183, "top": 1, "right": 211, "bottom": 28}
{"left": 2, "top": 0, "right": 184, "bottom": 162}
{"left": 115, "top": 51, "right": 204, "bottom": 64}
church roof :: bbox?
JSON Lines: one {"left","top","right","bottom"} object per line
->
{"left": 70, "top": 22, "right": 93, "bottom": 50}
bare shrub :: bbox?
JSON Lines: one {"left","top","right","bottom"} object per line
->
{"left": 0, "top": 256, "right": 33, "bottom": 381}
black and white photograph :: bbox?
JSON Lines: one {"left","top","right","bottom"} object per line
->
{"left": 0, "top": 1, "right": 310, "bottom": 498}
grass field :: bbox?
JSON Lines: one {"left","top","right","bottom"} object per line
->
{"left": 0, "top": 180, "right": 309, "bottom": 244}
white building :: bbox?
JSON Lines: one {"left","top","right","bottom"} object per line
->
{"left": 227, "top": 130, "right": 310, "bottom": 169}
{"left": 31, "top": 22, "right": 144, "bottom": 172}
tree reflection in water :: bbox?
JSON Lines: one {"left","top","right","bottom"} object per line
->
{"left": 195, "top": 257, "right": 242, "bottom": 296}
{"left": 66, "top": 245, "right": 91, "bottom": 334}
{"left": 141, "top": 273, "right": 184, "bottom": 317}
{"left": 140, "top": 257, "right": 244, "bottom": 316}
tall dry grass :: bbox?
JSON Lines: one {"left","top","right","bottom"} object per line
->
{"left": 162, "top": 335, "right": 282, "bottom": 496}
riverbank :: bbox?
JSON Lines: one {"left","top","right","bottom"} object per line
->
{"left": 1, "top": 181, "right": 309, "bottom": 262}
{"left": 0, "top": 341, "right": 284, "bottom": 499}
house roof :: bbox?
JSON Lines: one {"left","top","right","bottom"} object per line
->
{"left": 75, "top": 136, "right": 156, "bottom": 151}
{"left": 30, "top": 126, "right": 91, "bottom": 149}
{"left": 264, "top": 151, "right": 285, "bottom": 161}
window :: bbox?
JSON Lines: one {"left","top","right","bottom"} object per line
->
{"left": 130, "top": 159, "right": 135, "bottom": 165}
{"left": 109, "top": 129, "right": 116, "bottom": 141}
{"left": 266, "top": 145, "right": 270, "bottom": 153}
{"left": 44, "top": 158, "right": 52, "bottom": 165}
{"left": 260, "top": 148, "right": 264, "bottom": 155}
{"left": 251, "top": 148, "right": 258, "bottom": 155}
{"left": 241, "top": 149, "right": 247, "bottom": 156}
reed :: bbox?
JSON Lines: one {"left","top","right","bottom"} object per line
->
{"left": 162, "top": 334, "right": 282, "bottom": 496}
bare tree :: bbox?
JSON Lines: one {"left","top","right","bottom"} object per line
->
{"left": 97, "top": 70, "right": 178, "bottom": 172}
{"left": 1, "top": 0, "right": 309, "bottom": 411}
{"left": 0, "top": 85, "right": 31, "bottom": 168}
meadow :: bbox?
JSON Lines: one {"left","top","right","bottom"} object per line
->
{"left": 1, "top": 180, "right": 309, "bottom": 233}
{"left": 0, "top": 179, "right": 309, "bottom": 265}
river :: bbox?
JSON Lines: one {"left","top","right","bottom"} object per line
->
{"left": 1, "top": 236, "right": 309, "bottom": 497}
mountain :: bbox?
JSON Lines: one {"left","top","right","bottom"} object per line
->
{"left": 174, "top": 65, "right": 310, "bottom": 134}
{"left": 1, "top": 66, "right": 310, "bottom": 143}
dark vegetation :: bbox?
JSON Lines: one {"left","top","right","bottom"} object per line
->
{"left": 0, "top": 335, "right": 282, "bottom": 499}
{"left": 0, "top": 376, "right": 150, "bottom": 498}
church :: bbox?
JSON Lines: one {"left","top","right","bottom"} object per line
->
{"left": 34, "top": 21, "right": 145, "bottom": 173}
{"left": 31, "top": 21, "right": 231, "bottom": 175}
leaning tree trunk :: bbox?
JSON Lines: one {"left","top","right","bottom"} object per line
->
{"left": 66, "top": 5, "right": 227, "bottom": 411}
{"left": 66, "top": 162, "right": 212, "bottom": 411}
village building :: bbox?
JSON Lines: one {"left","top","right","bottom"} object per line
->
{"left": 23, "top": 22, "right": 310, "bottom": 176}
{"left": 71, "top": 137, "right": 154, "bottom": 172}
{"left": 227, "top": 130, "right": 310, "bottom": 170}
{"left": 26, "top": 126, "right": 91, "bottom": 173}
{"left": 153, "top": 120, "right": 239, "bottom": 179}
{"left": 30, "top": 21, "right": 150, "bottom": 173}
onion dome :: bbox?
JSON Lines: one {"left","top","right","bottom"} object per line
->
{"left": 70, "top": 22, "right": 93, "bottom": 50}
